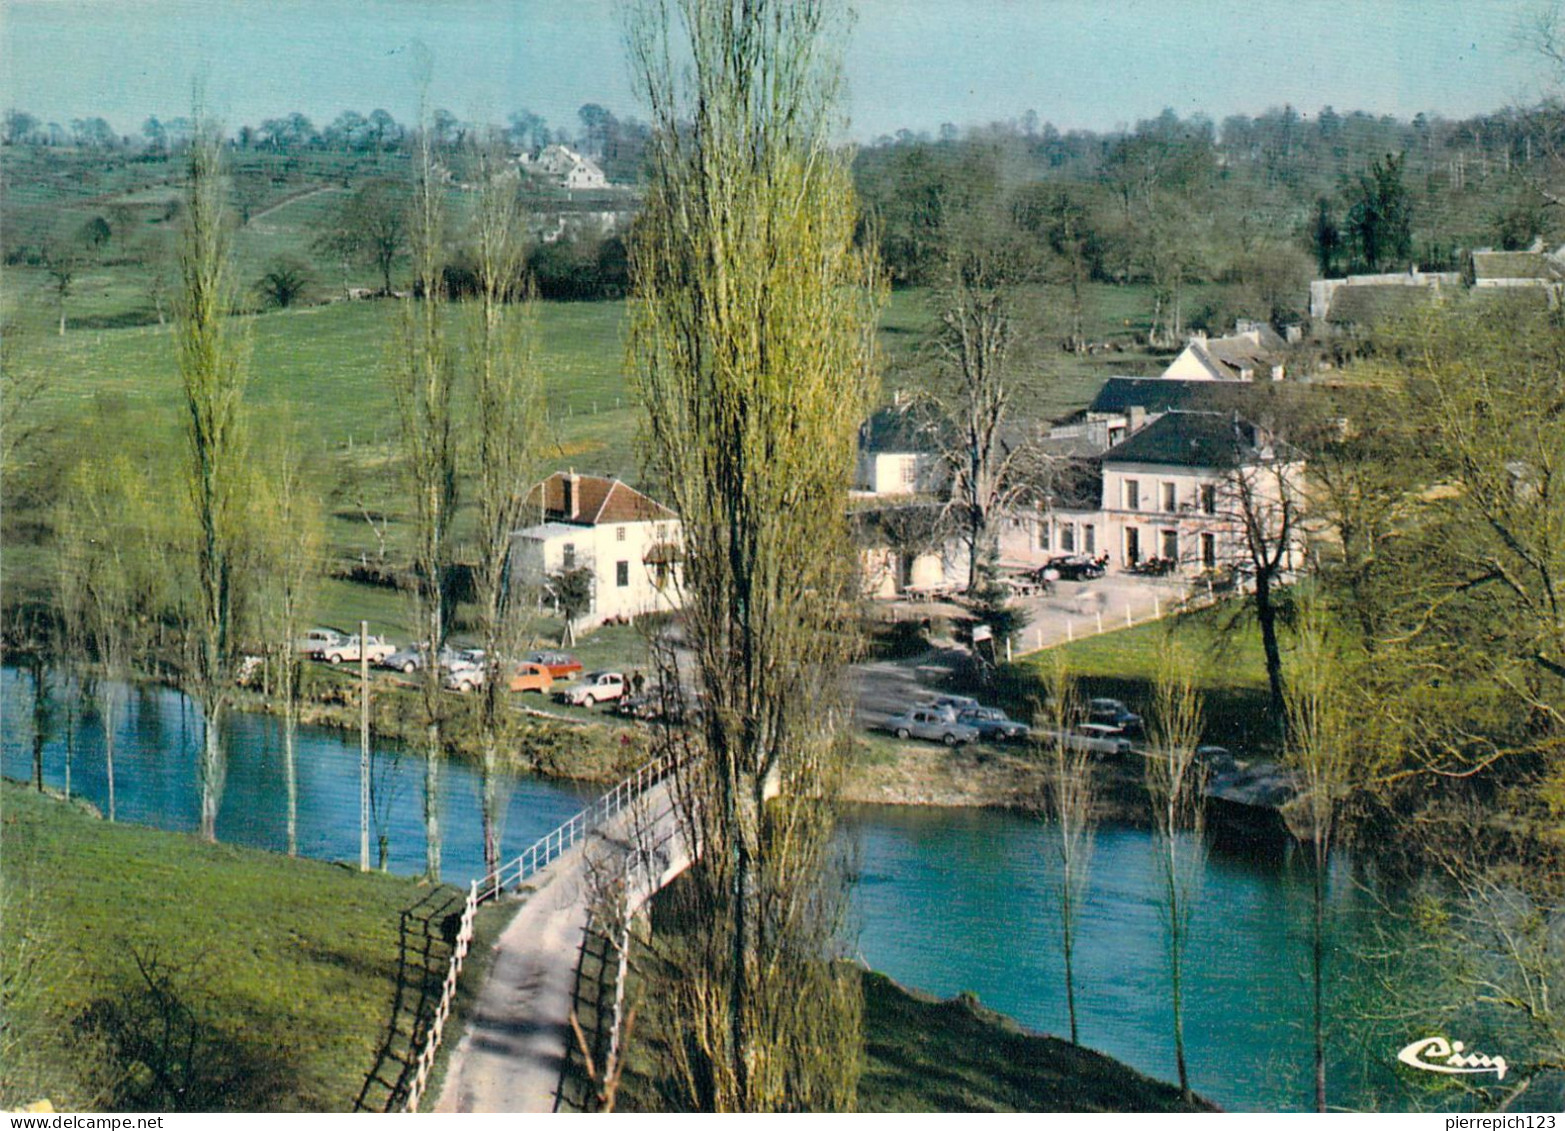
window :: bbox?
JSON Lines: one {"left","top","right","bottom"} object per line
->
{"left": 563, "top": 543, "right": 576, "bottom": 570}
{"left": 1038, "top": 521, "right": 1051, "bottom": 551}
{"left": 1124, "top": 479, "right": 1140, "bottom": 510}
{"left": 1125, "top": 526, "right": 1140, "bottom": 565}
{"left": 1060, "top": 524, "right": 1076, "bottom": 553}
{"left": 901, "top": 459, "right": 917, "bottom": 486}
{"left": 1200, "top": 484, "right": 1217, "bottom": 515}
{"left": 616, "top": 526, "right": 626, "bottom": 542}
{"left": 1163, "top": 482, "right": 1177, "bottom": 512}
{"left": 1083, "top": 524, "right": 1096, "bottom": 555}
{"left": 1201, "top": 532, "right": 1216, "bottom": 569}
{"left": 616, "top": 560, "right": 629, "bottom": 588}
{"left": 1161, "top": 529, "right": 1179, "bottom": 562}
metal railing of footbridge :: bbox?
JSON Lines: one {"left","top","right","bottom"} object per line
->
{"left": 401, "top": 749, "right": 683, "bottom": 1112}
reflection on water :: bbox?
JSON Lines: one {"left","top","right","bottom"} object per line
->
{"left": 1, "top": 667, "right": 1476, "bottom": 1112}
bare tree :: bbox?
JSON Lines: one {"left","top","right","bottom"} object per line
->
{"left": 1146, "top": 640, "right": 1206, "bottom": 1101}
{"left": 174, "top": 115, "right": 249, "bottom": 842}
{"left": 627, "top": 0, "right": 884, "bottom": 1110}
{"left": 392, "top": 113, "right": 458, "bottom": 882}
{"left": 1033, "top": 651, "right": 1096, "bottom": 1046}
{"left": 464, "top": 140, "right": 540, "bottom": 878}
{"left": 927, "top": 239, "right": 1038, "bottom": 594}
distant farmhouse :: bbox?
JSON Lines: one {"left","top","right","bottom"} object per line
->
{"left": 1309, "top": 240, "right": 1565, "bottom": 330}
{"left": 1160, "top": 321, "right": 1291, "bottom": 382}
{"left": 852, "top": 397, "right": 951, "bottom": 498}
{"left": 509, "top": 472, "right": 682, "bottom": 626}
{"left": 519, "top": 143, "right": 609, "bottom": 191}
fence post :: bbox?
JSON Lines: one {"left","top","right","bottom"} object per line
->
{"left": 1095, "top": 610, "right": 1103, "bottom": 634}
{"left": 1125, "top": 603, "right": 1133, "bottom": 628}
{"left": 1067, "top": 621, "right": 1073, "bottom": 643}
{"left": 1154, "top": 594, "right": 1161, "bottom": 619}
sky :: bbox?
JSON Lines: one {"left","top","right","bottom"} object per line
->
{"left": 1, "top": 0, "right": 1555, "bottom": 141}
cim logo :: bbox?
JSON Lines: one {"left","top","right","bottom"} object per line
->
{"left": 1397, "top": 1036, "right": 1507, "bottom": 1081}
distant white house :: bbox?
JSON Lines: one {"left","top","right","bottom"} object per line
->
{"left": 1161, "top": 322, "right": 1289, "bottom": 382}
{"left": 509, "top": 472, "right": 682, "bottom": 626}
{"left": 521, "top": 144, "right": 609, "bottom": 190}
{"left": 852, "top": 398, "right": 950, "bottom": 498}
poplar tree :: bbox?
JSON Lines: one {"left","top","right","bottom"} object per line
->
{"left": 174, "top": 116, "right": 248, "bottom": 842}
{"left": 392, "top": 115, "right": 458, "bottom": 882}
{"left": 627, "top": 0, "right": 884, "bottom": 1110}
{"left": 465, "top": 139, "right": 539, "bottom": 878}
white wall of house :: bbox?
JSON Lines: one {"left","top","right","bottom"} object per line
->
{"left": 510, "top": 518, "right": 682, "bottom": 624}
{"left": 860, "top": 540, "right": 971, "bottom": 598}
{"left": 853, "top": 451, "right": 947, "bottom": 496}
{"left": 1098, "top": 459, "right": 1303, "bottom": 573}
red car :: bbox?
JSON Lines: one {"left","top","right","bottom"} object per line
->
{"left": 525, "top": 650, "right": 583, "bottom": 680}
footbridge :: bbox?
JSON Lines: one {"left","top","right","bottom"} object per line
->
{"left": 402, "top": 753, "right": 698, "bottom": 1113}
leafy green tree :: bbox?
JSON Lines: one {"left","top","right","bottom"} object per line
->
{"left": 173, "top": 115, "right": 249, "bottom": 842}
{"left": 254, "top": 257, "right": 312, "bottom": 309}
{"left": 627, "top": 0, "right": 883, "bottom": 1109}
{"left": 1345, "top": 153, "right": 1412, "bottom": 271}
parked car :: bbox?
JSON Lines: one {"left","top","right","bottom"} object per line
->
{"left": 559, "top": 671, "right": 626, "bottom": 707}
{"left": 1197, "top": 744, "right": 1239, "bottom": 775}
{"left": 927, "top": 694, "right": 982, "bottom": 718}
{"left": 1038, "top": 555, "right": 1105, "bottom": 582}
{"left": 881, "top": 708, "right": 980, "bottom": 746}
{"left": 1088, "top": 697, "right": 1143, "bottom": 733}
{"left": 380, "top": 644, "right": 462, "bottom": 675}
{"left": 318, "top": 634, "right": 396, "bottom": 665}
{"left": 444, "top": 664, "right": 485, "bottom": 693}
{"left": 508, "top": 662, "right": 555, "bottom": 695}
{"left": 525, "top": 650, "right": 584, "bottom": 680}
{"left": 296, "top": 628, "right": 345, "bottom": 658}
{"left": 957, "top": 707, "right": 1030, "bottom": 741}
{"left": 1037, "top": 726, "right": 1132, "bottom": 757}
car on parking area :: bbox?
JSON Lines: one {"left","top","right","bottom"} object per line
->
{"left": 508, "top": 662, "right": 555, "bottom": 695}
{"left": 444, "top": 664, "right": 485, "bottom": 693}
{"left": 296, "top": 628, "right": 346, "bottom": 658}
{"left": 957, "top": 707, "right": 1030, "bottom": 741}
{"left": 319, "top": 634, "right": 396, "bottom": 665}
{"left": 526, "top": 651, "right": 583, "bottom": 680}
{"left": 1038, "top": 555, "right": 1105, "bottom": 582}
{"left": 881, "top": 708, "right": 980, "bottom": 746}
{"left": 558, "top": 671, "right": 626, "bottom": 707}
{"left": 1037, "top": 726, "right": 1133, "bottom": 757}
{"left": 1088, "top": 697, "right": 1144, "bottom": 733}
{"left": 927, "top": 695, "right": 981, "bottom": 718}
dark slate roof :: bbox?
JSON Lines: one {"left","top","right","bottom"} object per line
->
{"left": 859, "top": 401, "right": 952, "bottom": 455}
{"left": 1101, "top": 411, "right": 1264, "bottom": 469}
{"left": 1087, "top": 378, "right": 1226, "bottom": 416}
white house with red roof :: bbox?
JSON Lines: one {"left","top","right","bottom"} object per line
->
{"left": 509, "top": 472, "right": 683, "bottom": 626}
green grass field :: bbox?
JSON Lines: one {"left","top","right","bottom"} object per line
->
{"left": 0, "top": 780, "right": 510, "bottom": 1112}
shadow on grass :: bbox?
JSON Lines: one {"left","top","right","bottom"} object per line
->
{"left": 352, "top": 886, "right": 468, "bottom": 1113}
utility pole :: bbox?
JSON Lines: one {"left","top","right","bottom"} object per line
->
{"left": 360, "top": 619, "right": 370, "bottom": 872}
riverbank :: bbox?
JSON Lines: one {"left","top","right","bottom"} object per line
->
{"left": 1, "top": 780, "right": 1215, "bottom": 1113}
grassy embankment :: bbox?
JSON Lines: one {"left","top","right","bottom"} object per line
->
{"left": 0, "top": 780, "right": 507, "bottom": 1112}
{"left": 3, "top": 782, "right": 1212, "bottom": 1113}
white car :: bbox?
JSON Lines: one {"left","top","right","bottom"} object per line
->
{"left": 296, "top": 628, "right": 345, "bottom": 658}
{"left": 559, "top": 671, "right": 626, "bottom": 707}
{"left": 444, "top": 663, "right": 486, "bottom": 693}
{"left": 319, "top": 634, "right": 396, "bottom": 665}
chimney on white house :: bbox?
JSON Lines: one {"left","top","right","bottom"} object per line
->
{"left": 565, "top": 469, "right": 581, "bottom": 519}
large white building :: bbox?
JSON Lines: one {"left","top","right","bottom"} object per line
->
{"left": 1005, "top": 411, "right": 1306, "bottom": 580}
{"left": 509, "top": 472, "right": 682, "bottom": 627}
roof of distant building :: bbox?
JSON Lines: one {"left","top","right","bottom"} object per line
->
{"left": 1088, "top": 377, "right": 1224, "bottom": 416}
{"left": 1471, "top": 250, "right": 1565, "bottom": 281}
{"left": 859, "top": 400, "right": 952, "bottom": 455}
{"left": 1101, "top": 411, "right": 1269, "bottom": 470}
{"left": 524, "top": 472, "right": 677, "bottom": 526}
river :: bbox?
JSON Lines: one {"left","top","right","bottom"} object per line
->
{"left": 0, "top": 667, "right": 1458, "bottom": 1111}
